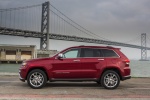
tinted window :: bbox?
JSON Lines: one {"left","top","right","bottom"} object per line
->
{"left": 94, "top": 49, "right": 102, "bottom": 57}
{"left": 82, "top": 48, "right": 94, "bottom": 57}
{"left": 102, "top": 49, "right": 119, "bottom": 57}
{"left": 63, "top": 49, "right": 79, "bottom": 58}
{"left": 81, "top": 48, "right": 102, "bottom": 57}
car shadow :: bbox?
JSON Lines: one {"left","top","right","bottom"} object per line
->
{"left": 45, "top": 81, "right": 102, "bottom": 88}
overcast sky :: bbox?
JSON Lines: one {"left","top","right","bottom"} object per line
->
{"left": 0, "top": 0, "right": 150, "bottom": 59}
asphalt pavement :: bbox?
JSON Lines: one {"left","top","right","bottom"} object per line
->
{"left": 0, "top": 75, "right": 150, "bottom": 100}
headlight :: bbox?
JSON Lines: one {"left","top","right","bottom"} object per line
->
{"left": 22, "top": 62, "right": 27, "bottom": 66}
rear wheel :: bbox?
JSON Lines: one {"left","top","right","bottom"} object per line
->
{"left": 27, "top": 69, "right": 47, "bottom": 89}
{"left": 101, "top": 70, "right": 120, "bottom": 89}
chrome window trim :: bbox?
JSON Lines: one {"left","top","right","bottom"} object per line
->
{"left": 80, "top": 48, "right": 120, "bottom": 58}
{"left": 55, "top": 48, "right": 80, "bottom": 59}
{"left": 55, "top": 47, "right": 120, "bottom": 59}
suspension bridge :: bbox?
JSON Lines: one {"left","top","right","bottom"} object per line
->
{"left": 0, "top": 1, "right": 149, "bottom": 60}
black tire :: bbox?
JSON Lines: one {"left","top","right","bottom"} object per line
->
{"left": 27, "top": 69, "right": 47, "bottom": 89}
{"left": 96, "top": 81, "right": 102, "bottom": 86}
{"left": 101, "top": 70, "right": 120, "bottom": 89}
{"left": 96, "top": 81, "right": 101, "bottom": 84}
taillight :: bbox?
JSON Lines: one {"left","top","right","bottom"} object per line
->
{"left": 123, "top": 59, "right": 130, "bottom": 67}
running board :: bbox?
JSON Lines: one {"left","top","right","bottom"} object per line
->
{"left": 49, "top": 78, "right": 98, "bottom": 82}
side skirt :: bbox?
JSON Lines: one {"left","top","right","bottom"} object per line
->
{"left": 49, "top": 78, "right": 98, "bottom": 82}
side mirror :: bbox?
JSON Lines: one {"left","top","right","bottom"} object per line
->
{"left": 57, "top": 53, "right": 64, "bottom": 59}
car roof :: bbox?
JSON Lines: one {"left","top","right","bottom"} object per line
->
{"left": 70, "top": 45, "right": 120, "bottom": 49}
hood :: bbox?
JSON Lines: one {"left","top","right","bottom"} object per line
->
{"left": 25, "top": 57, "right": 54, "bottom": 63}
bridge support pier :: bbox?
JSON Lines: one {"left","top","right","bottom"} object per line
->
{"left": 140, "top": 33, "right": 147, "bottom": 61}
{"left": 40, "top": 1, "right": 50, "bottom": 50}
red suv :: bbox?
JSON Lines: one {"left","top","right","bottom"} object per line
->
{"left": 19, "top": 46, "right": 131, "bottom": 89}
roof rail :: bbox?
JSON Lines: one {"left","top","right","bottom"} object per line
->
{"left": 79, "top": 45, "right": 85, "bottom": 46}
{"left": 106, "top": 46, "right": 114, "bottom": 48}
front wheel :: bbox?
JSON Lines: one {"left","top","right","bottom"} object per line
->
{"left": 27, "top": 69, "right": 47, "bottom": 89}
{"left": 101, "top": 70, "right": 120, "bottom": 89}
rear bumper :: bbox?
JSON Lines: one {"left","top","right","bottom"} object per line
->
{"left": 122, "top": 67, "right": 131, "bottom": 80}
{"left": 122, "top": 75, "right": 131, "bottom": 80}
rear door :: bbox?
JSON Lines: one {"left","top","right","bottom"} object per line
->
{"left": 79, "top": 48, "right": 106, "bottom": 78}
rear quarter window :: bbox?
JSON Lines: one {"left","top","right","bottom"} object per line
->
{"left": 102, "top": 49, "right": 119, "bottom": 57}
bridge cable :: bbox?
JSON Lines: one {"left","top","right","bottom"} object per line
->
{"left": 50, "top": 9, "right": 97, "bottom": 39}
{"left": 50, "top": 4, "right": 110, "bottom": 41}
{"left": 123, "top": 35, "right": 141, "bottom": 44}
{"left": 146, "top": 35, "right": 150, "bottom": 47}
{"left": 0, "top": 4, "right": 42, "bottom": 12}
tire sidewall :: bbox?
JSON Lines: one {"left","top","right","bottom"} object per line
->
{"left": 101, "top": 70, "right": 120, "bottom": 89}
{"left": 27, "top": 69, "right": 47, "bottom": 89}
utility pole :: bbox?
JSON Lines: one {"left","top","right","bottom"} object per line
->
{"left": 40, "top": 1, "right": 50, "bottom": 50}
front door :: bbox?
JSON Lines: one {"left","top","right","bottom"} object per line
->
{"left": 52, "top": 48, "right": 82, "bottom": 79}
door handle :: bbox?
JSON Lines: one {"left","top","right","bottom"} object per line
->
{"left": 73, "top": 60, "right": 80, "bottom": 62}
{"left": 98, "top": 59, "right": 104, "bottom": 61}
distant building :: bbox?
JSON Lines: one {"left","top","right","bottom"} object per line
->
{"left": 0, "top": 44, "right": 36, "bottom": 63}
{"left": 0, "top": 44, "right": 58, "bottom": 63}
{"left": 37, "top": 49, "right": 58, "bottom": 58}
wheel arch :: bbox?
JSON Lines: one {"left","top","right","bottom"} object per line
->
{"left": 100, "top": 67, "right": 122, "bottom": 80}
{"left": 26, "top": 66, "right": 49, "bottom": 80}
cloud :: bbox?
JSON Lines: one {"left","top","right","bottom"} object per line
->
{"left": 60, "top": 0, "right": 150, "bottom": 43}
{"left": 0, "top": 0, "right": 150, "bottom": 59}
{"left": 0, "top": 0, "right": 150, "bottom": 38}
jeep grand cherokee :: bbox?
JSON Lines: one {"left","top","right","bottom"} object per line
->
{"left": 19, "top": 46, "right": 131, "bottom": 89}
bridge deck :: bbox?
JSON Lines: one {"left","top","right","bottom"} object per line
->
{"left": 0, "top": 27, "right": 150, "bottom": 50}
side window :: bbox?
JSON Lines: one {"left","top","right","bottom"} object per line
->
{"left": 82, "top": 48, "right": 94, "bottom": 57}
{"left": 81, "top": 48, "right": 102, "bottom": 57}
{"left": 63, "top": 49, "right": 79, "bottom": 58}
{"left": 94, "top": 49, "right": 102, "bottom": 57}
{"left": 102, "top": 49, "right": 119, "bottom": 57}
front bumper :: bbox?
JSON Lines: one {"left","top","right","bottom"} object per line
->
{"left": 19, "top": 69, "right": 26, "bottom": 82}
{"left": 19, "top": 76, "right": 25, "bottom": 82}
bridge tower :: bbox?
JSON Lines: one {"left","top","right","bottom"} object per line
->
{"left": 141, "top": 33, "right": 147, "bottom": 60}
{"left": 40, "top": 1, "right": 50, "bottom": 50}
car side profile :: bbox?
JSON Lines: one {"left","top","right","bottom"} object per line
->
{"left": 19, "top": 46, "right": 131, "bottom": 89}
